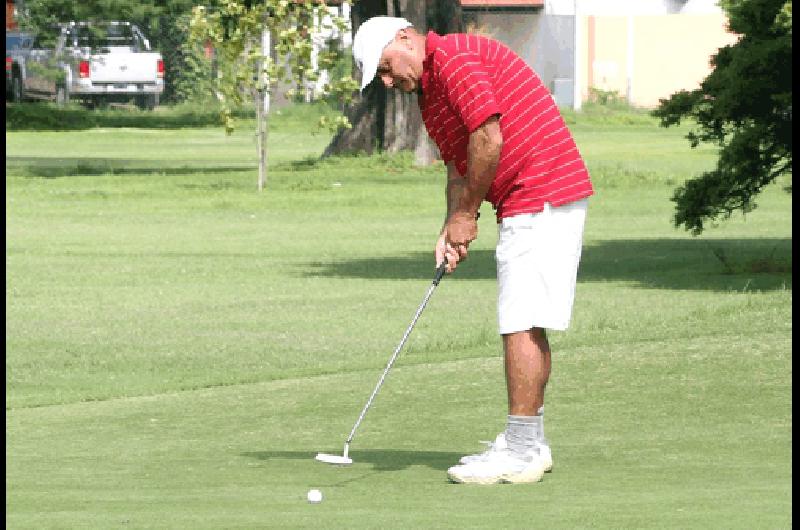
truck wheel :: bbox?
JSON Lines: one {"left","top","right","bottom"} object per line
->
{"left": 11, "top": 74, "right": 24, "bottom": 102}
{"left": 55, "top": 85, "right": 70, "bottom": 106}
{"left": 136, "top": 94, "right": 158, "bottom": 111}
{"left": 89, "top": 98, "right": 107, "bottom": 110}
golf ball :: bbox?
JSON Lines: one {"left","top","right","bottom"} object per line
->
{"left": 307, "top": 489, "right": 323, "bottom": 504}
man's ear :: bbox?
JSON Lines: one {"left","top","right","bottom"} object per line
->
{"left": 396, "top": 28, "right": 413, "bottom": 48}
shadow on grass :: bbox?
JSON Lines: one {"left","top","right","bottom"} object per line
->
{"left": 305, "top": 238, "right": 792, "bottom": 292}
{"left": 7, "top": 156, "right": 255, "bottom": 178}
{"left": 241, "top": 449, "right": 463, "bottom": 473}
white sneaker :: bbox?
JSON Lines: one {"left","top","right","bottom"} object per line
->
{"left": 459, "top": 433, "right": 508, "bottom": 464}
{"left": 537, "top": 443, "right": 553, "bottom": 473}
{"left": 447, "top": 448, "right": 546, "bottom": 484}
{"left": 460, "top": 432, "right": 553, "bottom": 472}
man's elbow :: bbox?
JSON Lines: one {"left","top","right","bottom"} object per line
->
{"left": 490, "top": 129, "right": 503, "bottom": 156}
{"left": 484, "top": 116, "right": 503, "bottom": 156}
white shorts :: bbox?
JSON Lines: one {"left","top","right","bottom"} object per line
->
{"left": 495, "top": 199, "right": 588, "bottom": 334}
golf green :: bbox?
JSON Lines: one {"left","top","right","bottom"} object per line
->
{"left": 6, "top": 103, "right": 791, "bottom": 528}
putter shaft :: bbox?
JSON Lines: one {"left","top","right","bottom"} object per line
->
{"left": 344, "top": 263, "right": 447, "bottom": 447}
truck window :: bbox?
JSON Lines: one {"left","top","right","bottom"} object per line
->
{"left": 74, "top": 24, "right": 137, "bottom": 50}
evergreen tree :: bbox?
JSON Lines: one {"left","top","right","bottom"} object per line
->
{"left": 653, "top": 0, "right": 792, "bottom": 234}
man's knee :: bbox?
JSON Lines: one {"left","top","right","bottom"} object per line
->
{"left": 502, "top": 327, "right": 550, "bottom": 354}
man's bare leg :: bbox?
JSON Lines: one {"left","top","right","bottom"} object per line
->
{"left": 446, "top": 327, "right": 552, "bottom": 482}
{"left": 504, "top": 327, "right": 551, "bottom": 416}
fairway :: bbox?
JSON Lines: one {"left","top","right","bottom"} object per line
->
{"left": 6, "top": 104, "right": 792, "bottom": 528}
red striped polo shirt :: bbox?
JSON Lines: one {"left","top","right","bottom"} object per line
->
{"left": 419, "top": 31, "right": 593, "bottom": 221}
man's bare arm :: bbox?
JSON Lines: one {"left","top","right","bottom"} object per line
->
{"left": 438, "top": 116, "right": 503, "bottom": 271}
{"left": 453, "top": 115, "right": 503, "bottom": 219}
{"left": 442, "top": 162, "right": 466, "bottom": 232}
{"left": 436, "top": 163, "right": 466, "bottom": 271}
{"left": 443, "top": 115, "right": 503, "bottom": 252}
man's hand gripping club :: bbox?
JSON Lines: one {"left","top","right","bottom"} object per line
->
{"left": 437, "top": 208, "right": 478, "bottom": 274}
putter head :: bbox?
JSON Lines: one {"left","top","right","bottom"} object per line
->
{"left": 315, "top": 453, "right": 353, "bottom": 465}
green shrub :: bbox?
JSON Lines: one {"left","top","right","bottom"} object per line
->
{"left": 5, "top": 101, "right": 256, "bottom": 131}
{"left": 561, "top": 102, "right": 659, "bottom": 127}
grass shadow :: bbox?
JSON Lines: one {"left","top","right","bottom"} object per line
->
{"left": 6, "top": 156, "right": 255, "bottom": 178}
{"left": 305, "top": 237, "right": 792, "bottom": 292}
{"left": 284, "top": 156, "right": 323, "bottom": 171}
{"left": 241, "top": 449, "right": 463, "bottom": 473}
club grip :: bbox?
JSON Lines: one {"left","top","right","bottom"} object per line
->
{"left": 433, "top": 260, "right": 448, "bottom": 285}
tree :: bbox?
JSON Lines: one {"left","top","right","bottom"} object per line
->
{"left": 19, "top": 0, "right": 357, "bottom": 189}
{"left": 652, "top": 0, "right": 792, "bottom": 234}
{"left": 324, "top": 0, "right": 464, "bottom": 165}
{"left": 188, "top": 0, "right": 355, "bottom": 190}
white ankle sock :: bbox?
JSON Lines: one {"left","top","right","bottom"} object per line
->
{"left": 506, "top": 415, "right": 542, "bottom": 456}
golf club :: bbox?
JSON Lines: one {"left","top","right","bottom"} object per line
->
{"left": 315, "top": 259, "right": 449, "bottom": 466}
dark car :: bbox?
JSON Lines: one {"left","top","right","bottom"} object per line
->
{"left": 6, "top": 30, "right": 35, "bottom": 101}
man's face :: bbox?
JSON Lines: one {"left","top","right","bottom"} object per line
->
{"left": 376, "top": 30, "right": 422, "bottom": 93}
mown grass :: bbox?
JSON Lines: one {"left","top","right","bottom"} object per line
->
{"left": 5, "top": 103, "right": 792, "bottom": 528}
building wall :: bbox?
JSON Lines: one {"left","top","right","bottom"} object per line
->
{"left": 459, "top": 1, "right": 735, "bottom": 109}
{"left": 586, "top": 16, "right": 628, "bottom": 96}
{"left": 584, "top": 13, "right": 738, "bottom": 107}
{"left": 542, "top": 0, "right": 734, "bottom": 108}
{"left": 534, "top": 14, "right": 575, "bottom": 106}
{"left": 546, "top": 0, "right": 725, "bottom": 16}
{"left": 7, "top": 0, "right": 18, "bottom": 30}
{"left": 464, "top": 11, "right": 576, "bottom": 106}
{"left": 631, "top": 14, "right": 738, "bottom": 107}
{"left": 466, "top": 11, "right": 542, "bottom": 70}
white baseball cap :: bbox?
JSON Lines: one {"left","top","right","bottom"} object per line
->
{"left": 352, "top": 16, "right": 413, "bottom": 92}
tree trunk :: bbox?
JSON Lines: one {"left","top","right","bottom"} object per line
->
{"left": 256, "top": 88, "right": 269, "bottom": 191}
{"left": 324, "top": 0, "right": 463, "bottom": 164}
{"left": 324, "top": 0, "right": 386, "bottom": 157}
{"left": 255, "top": 89, "right": 264, "bottom": 191}
{"left": 382, "top": 0, "right": 420, "bottom": 154}
{"left": 257, "top": 26, "right": 271, "bottom": 191}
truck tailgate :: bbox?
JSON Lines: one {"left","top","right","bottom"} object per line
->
{"left": 89, "top": 52, "right": 160, "bottom": 83}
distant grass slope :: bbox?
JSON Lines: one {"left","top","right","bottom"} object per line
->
{"left": 4, "top": 99, "right": 339, "bottom": 131}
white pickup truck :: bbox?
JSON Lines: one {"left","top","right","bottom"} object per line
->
{"left": 17, "top": 21, "right": 164, "bottom": 109}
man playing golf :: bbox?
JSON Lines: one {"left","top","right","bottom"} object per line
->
{"left": 352, "top": 17, "right": 593, "bottom": 484}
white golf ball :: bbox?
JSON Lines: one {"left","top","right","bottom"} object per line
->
{"left": 307, "top": 489, "right": 323, "bottom": 504}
